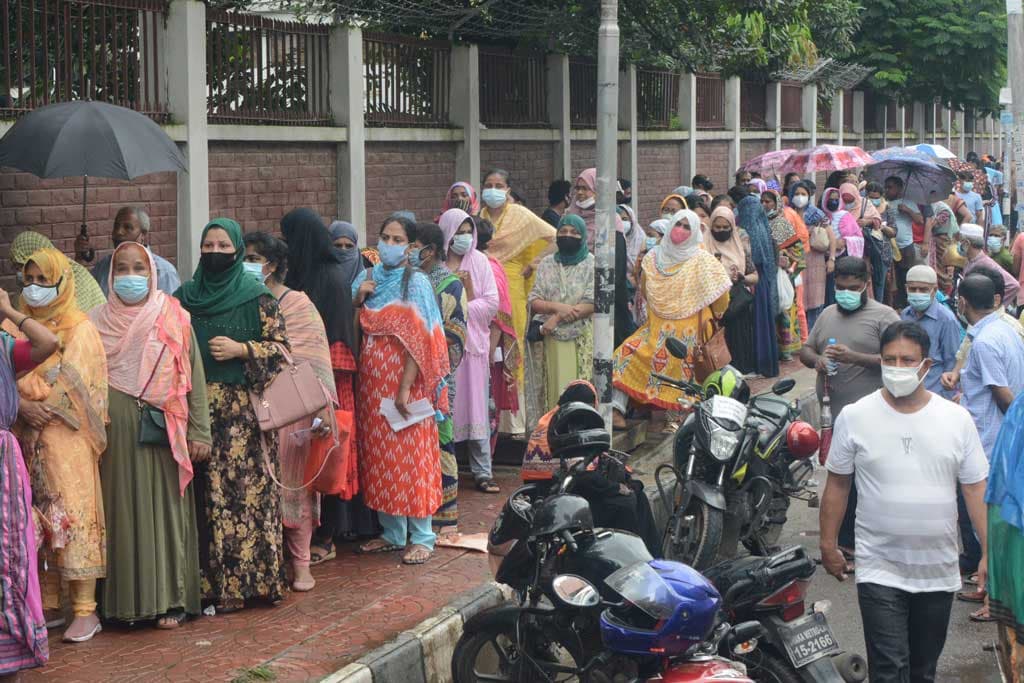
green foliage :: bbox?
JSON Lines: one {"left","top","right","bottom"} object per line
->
{"left": 852, "top": 0, "right": 1006, "bottom": 112}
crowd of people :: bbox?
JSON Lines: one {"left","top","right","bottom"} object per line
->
{"left": 0, "top": 151, "right": 1020, "bottom": 681}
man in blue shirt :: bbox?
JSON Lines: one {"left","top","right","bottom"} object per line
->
{"left": 955, "top": 171, "right": 985, "bottom": 224}
{"left": 91, "top": 206, "right": 181, "bottom": 296}
{"left": 900, "top": 265, "right": 961, "bottom": 399}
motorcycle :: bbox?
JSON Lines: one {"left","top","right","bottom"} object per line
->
{"left": 705, "top": 546, "right": 867, "bottom": 683}
{"left": 653, "top": 337, "right": 819, "bottom": 569}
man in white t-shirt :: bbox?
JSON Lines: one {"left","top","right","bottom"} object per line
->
{"left": 819, "top": 320, "right": 989, "bottom": 683}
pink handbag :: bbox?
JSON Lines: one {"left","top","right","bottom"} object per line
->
{"left": 248, "top": 346, "right": 329, "bottom": 431}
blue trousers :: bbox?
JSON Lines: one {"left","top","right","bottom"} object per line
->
{"left": 379, "top": 511, "right": 436, "bottom": 550}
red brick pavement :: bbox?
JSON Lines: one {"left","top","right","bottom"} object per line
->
{"left": 25, "top": 473, "right": 518, "bottom": 683}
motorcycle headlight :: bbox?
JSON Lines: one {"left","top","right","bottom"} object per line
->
{"left": 708, "top": 425, "right": 740, "bottom": 462}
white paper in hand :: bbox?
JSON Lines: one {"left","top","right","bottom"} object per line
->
{"left": 379, "top": 398, "right": 435, "bottom": 431}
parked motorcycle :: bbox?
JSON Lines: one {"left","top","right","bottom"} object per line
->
{"left": 653, "top": 337, "right": 819, "bottom": 569}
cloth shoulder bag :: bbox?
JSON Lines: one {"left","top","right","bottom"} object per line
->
{"left": 692, "top": 306, "right": 732, "bottom": 382}
{"left": 137, "top": 346, "right": 170, "bottom": 447}
{"left": 248, "top": 345, "right": 329, "bottom": 431}
{"left": 809, "top": 223, "right": 831, "bottom": 252}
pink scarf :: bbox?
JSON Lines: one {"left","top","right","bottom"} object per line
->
{"left": 822, "top": 188, "right": 865, "bottom": 259}
{"left": 439, "top": 209, "right": 499, "bottom": 356}
{"left": 89, "top": 243, "right": 194, "bottom": 495}
{"left": 567, "top": 168, "right": 624, "bottom": 251}
{"left": 442, "top": 181, "right": 480, "bottom": 216}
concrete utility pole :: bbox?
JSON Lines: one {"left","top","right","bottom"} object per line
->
{"left": 1009, "top": 0, "right": 1024, "bottom": 232}
{"left": 593, "top": 0, "right": 619, "bottom": 426}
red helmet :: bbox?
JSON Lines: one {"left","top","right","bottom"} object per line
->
{"left": 786, "top": 421, "right": 820, "bottom": 459}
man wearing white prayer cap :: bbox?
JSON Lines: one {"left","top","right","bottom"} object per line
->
{"left": 900, "top": 264, "right": 960, "bottom": 398}
{"left": 958, "top": 224, "right": 1021, "bottom": 305}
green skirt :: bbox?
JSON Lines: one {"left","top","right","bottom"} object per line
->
{"left": 988, "top": 505, "right": 1024, "bottom": 639}
{"left": 99, "top": 390, "right": 201, "bottom": 621}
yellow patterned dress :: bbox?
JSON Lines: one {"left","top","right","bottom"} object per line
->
{"left": 613, "top": 249, "right": 731, "bottom": 410}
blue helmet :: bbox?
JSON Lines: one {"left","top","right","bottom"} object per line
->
{"left": 600, "top": 560, "right": 721, "bottom": 657}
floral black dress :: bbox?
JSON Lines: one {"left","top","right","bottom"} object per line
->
{"left": 194, "top": 295, "right": 288, "bottom": 604}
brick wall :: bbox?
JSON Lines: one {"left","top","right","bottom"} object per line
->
{"left": 637, "top": 142, "right": 682, "bottom": 224}
{"left": 570, "top": 142, "right": 597, "bottom": 178}
{"left": 480, "top": 141, "right": 555, "bottom": 213}
{"left": 364, "top": 142, "right": 457, "bottom": 243}
{"left": 741, "top": 139, "right": 772, "bottom": 168}
{"left": 0, "top": 170, "right": 177, "bottom": 290}
{"left": 696, "top": 141, "right": 731, "bottom": 192}
{"left": 208, "top": 142, "right": 337, "bottom": 235}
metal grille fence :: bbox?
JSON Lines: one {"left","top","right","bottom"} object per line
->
{"left": 207, "top": 9, "right": 330, "bottom": 125}
{"left": 0, "top": 0, "right": 168, "bottom": 120}
{"left": 568, "top": 57, "right": 596, "bottom": 127}
{"left": 636, "top": 67, "right": 677, "bottom": 129}
{"left": 780, "top": 82, "right": 802, "bottom": 130}
{"left": 479, "top": 47, "right": 546, "bottom": 127}
{"left": 695, "top": 73, "right": 724, "bottom": 129}
{"left": 363, "top": 31, "right": 450, "bottom": 127}
{"left": 740, "top": 80, "right": 766, "bottom": 129}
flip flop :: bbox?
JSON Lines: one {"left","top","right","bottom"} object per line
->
{"left": 969, "top": 607, "right": 995, "bottom": 623}
{"left": 356, "top": 539, "right": 404, "bottom": 554}
{"left": 402, "top": 544, "right": 433, "bottom": 565}
{"left": 957, "top": 589, "right": 987, "bottom": 603}
{"left": 309, "top": 543, "right": 336, "bottom": 566}
{"left": 155, "top": 611, "right": 187, "bottom": 630}
{"left": 475, "top": 479, "right": 500, "bottom": 494}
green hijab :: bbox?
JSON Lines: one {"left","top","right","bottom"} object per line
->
{"left": 554, "top": 213, "right": 589, "bottom": 266}
{"left": 930, "top": 201, "right": 959, "bottom": 237}
{"left": 175, "top": 218, "right": 270, "bottom": 384}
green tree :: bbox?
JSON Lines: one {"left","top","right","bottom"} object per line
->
{"left": 851, "top": 0, "right": 1005, "bottom": 112}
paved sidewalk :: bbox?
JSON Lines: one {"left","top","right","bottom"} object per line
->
{"left": 26, "top": 472, "right": 518, "bottom": 683}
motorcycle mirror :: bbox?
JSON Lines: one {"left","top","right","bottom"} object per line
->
{"left": 665, "top": 337, "right": 688, "bottom": 360}
{"left": 551, "top": 574, "right": 601, "bottom": 608}
{"left": 771, "top": 378, "right": 796, "bottom": 395}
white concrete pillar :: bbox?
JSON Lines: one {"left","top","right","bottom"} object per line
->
{"left": 958, "top": 110, "right": 967, "bottom": 157}
{"left": 943, "top": 106, "right": 953, "bottom": 150}
{"left": 547, "top": 54, "right": 571, "bottom": 180}
{"left": 802, "top": 83, "right": 818, "bottom": 146}
{"left": 679, "top": 72, "right": 697, "bottom": 184}
{"left": 165, "top": 0, "right": 208, "bottom": 279}
{"left": 450, "top": 44, "right": 481, "bottom": 192}
{"left": 831, "top": 90, "right": 844, "bottom": 145}
{"left": 766, "top": 82, "right": 782, "bottom": 150}
{"left": 913, "top": 102, "right": 926, "bottom": 144}
{"left": 852, "top": 91, "right": 866, "bottom": 148}
{"left": 899, "top": 104, "right": 906, "bottom": 147}
{"left": 618, "top": 65, "right": 639, "bottom": 220}
{"left": 330, "top": 26, "right": 365, "bottom": 243}
{"left": 725, "top": 76, "right": 741, "bottom": 176}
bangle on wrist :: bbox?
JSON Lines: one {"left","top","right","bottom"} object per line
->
{"left": 16, "top": 315, "right": 29, "bottom": 330}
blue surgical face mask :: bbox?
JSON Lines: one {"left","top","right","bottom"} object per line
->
{"left": 407, "top": 246, "right": 424, "bottom": 268}
{"left": 835, "top": 288, "right": 865, "bottom": 311}
{"left": 378, "top": 242, "right": 407, "bottom": 267}
{"left": 645, "top": 236, "right": 658, "bottom": 251}
{"left": 449, "top": 233, "right": 474, "bottom": 256}
{"left": 112, "top": 274, "right": 151, "bottom": 304}
{"left": 242, "top": 261, "right": 268, "bottom": 283}
{"left": 988, "top": 237, "right": 1004, "bottom": 253}
{"left": 826, "top": 198, "right": 840, "bottom": 212}
{"left": 21, "top": 283, "right": 59, "bottom": 308}
{"left": 481, "top": 188, "right": 507, "bottom": 209}
{"left": 870, "top": 198, "right": 882, "bottom": 207}
{"left": 907, "top": 292, "right": 933, "bottom": 312}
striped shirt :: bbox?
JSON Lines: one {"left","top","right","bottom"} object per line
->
{"left": 827, "top": 391, "right": 988, "bottom": 593}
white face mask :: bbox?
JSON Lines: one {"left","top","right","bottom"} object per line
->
{"left": 576, "top": 197, "right": 595, "bottom": 210}
{"left": 881, "top": 362, "right": 926, "bottom": 398}
{"left": 792, "top": 195, "right": 809, "bottom": 209}
{"left": 21, "top": 283, "right": 59, "bottom": 308}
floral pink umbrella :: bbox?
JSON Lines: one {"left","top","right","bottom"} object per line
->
{"left": 740, "top": 149, "right": 795, "bottom": 177}
{"left": 779, "top": 144, "right": 874, "bottom": 175}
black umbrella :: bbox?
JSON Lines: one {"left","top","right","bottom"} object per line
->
{"left": 0, "top": 100, "right": 188, "bottom": 261}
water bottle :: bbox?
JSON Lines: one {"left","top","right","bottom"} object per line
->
{"left": 826, "top": 337, "right": 839, "bottom": 376}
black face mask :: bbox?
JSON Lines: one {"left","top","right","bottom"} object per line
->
{"left": 826, "top": 198, "right": 840, "bottom": 212}
{"left": 556, "top": 235, "right": 582, "bottom": 255}
{"left": 201, "top": 251, "right": 236, "bottom": 275}
{"left": 712, "top": 228, "right": 733, "bottom": 242}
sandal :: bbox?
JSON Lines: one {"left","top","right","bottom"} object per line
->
{"left": 475, "top": 479, "right": 500, "bottom": 494}
{"left": 216, "top": 599, "right": 244, "bottom": 614}
{"left": 957, "top": 588, "right": 987, "bottom": 603}
{"left": 309, "top": 542, "right": 336, "bottom": 566}
{"left": 155, "top": 611, "right": 187, "bottom": 630}
{"left": 969, "top": 606, "right": 995, "bottom": 622}
{"left": 402, "top": 544, "right": 433, "bottom": 565}
{"left": 356, "top": 538, "right": 404, "bottom": 554}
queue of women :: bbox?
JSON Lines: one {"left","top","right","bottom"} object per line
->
{"left": 0, "top": 163, "right": 852, "bottom": 672}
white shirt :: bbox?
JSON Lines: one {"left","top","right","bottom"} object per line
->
{"left": 826, "top": 391, "right": 988, "bottom": 593}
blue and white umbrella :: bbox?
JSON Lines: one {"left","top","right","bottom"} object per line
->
{"left": 913, "top": 143, "right": 958, "bottom": 160}
{"left": 870, "top": 146, "right": 937, "bottom": 163}
{"left": 865, "top": 155, "right": 957, "bottom": 205}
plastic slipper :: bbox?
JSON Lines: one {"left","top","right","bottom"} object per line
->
{"left": 309, "top": 544, "right": 336, "bottom": 566}
{"left": 957, "top": 589, "right": 987, "bottom": 603}
{"left": 475, "top": 479, "right": 500, "bottom": 494}
{"left": 402, "top": 545, "right": 433, "bottom": 565}
{"left": 356, "top": 540, "right": 404, "bottom": 554}
{"left": 969, "top": 607, "right": 995, "bottom": 623}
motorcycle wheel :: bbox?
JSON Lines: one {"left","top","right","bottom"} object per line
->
{"left": 661, "top": 498, "right": 724, "bottom": 570}
{"left": 742, "top": 494, "right": 789, "bottom": 555}
{"left": 452, "top": 620, "right": 585, "bottom": 683}
{"left": 738, "top": 646, "right": 802, "bottom": 683}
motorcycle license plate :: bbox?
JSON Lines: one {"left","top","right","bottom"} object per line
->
{"left": 777, "top": 612, "right": 840, "bottom": 668}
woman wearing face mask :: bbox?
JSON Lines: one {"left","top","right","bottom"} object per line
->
{"left": 788, "top": 181, "right": 834, "bottom": 330}
{"left": 280, "top": 210, "right": 367, "bottom": 563}
{"left": 439, "top": 210, "right": 499, "bottom": 498}
{"left": 174, "top": 218, "right": 289, "bottom": 612}
{"left": 632, "top": 219, "right": 670, "bottom": 328}
{"left": 242, "top": 231, "right": 337, "bottom": 591}
{"left": 612, "top": 210, "right": 732, "bottom": 429}
{"left": 438, "top": 181, "right": 479, "bottom": 221}
{"left": 736, "top": 196, "right": 781, "bottom": 378}
{"left": 526, "top": 214, "right": 596, "bottom": 411}
{"left": 659, "top": 193, "right": 688, "bottom": 221}
{"left": 479, "top": 169, "right": 556, "bottom": 432}
{"left": 351, "top": 217, "right": 450, "bottom": 565}
{"left": 928, "top": 201, "right": 960, "bottom": 295}
{"left": 618, "top": 204, "right": 644, "bottom": 278}
{"left": 14, "top": 248, "right": 108, "bottom": 642}
{"left": 762, "top": 191, "right": 806, "bottom": 360}
{"left": 10, "top": 231, "right": 106, "bottom": 312}
{"left": 90, "top": 242, "right": 211, "bottom": 629}
{"left": 707, "top": 206, "right": 759, "bottom": 374}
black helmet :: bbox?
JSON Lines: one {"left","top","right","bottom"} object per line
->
{"left": 547, "top": 401, "right": 611, "bottom": 458}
